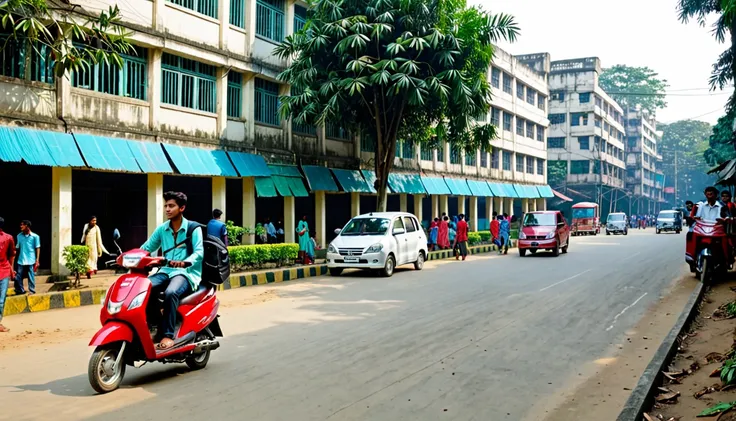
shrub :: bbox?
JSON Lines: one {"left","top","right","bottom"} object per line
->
{"left": 226, "top": 220, "right": 246, "bottom": 246}
{"left": 228, "top": 243, "right": 300, "bottom": 271}
{"left": 62, "top": 245, "right": 89, "bottom": 287}
{"left": 467, "top": 232, "right": 481, "bottom": 245}
{"left": 478, "top": 231, "right": 492, "bottom": 241}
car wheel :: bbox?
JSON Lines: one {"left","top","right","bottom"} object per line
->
{"left": 329, "top": 268, "right": 343, "bottom": 276}
{"left": 676, "top": 230, "right": 681, "bottom": 234}
{"left": 519, "top": 249, "right": 527, "bottom": 257}
{"left": 562, "top": 240, "right": 568, "bottom": 254}
{"left": 624, "top": 230, "right": 628, "bottom": 236}
{"left": 606, "top": 230, "right": 610, "bottom": 235}
{"left": 381, "top": 254, "right": 395, "bottom": 277}
{"left": 552, "top": 241, "right": 560, "bottom": 257}
{"left": 414, "top": 251, "right": 425, "bottom": 270}
{"left": 656, "top": 229, "right": 661, "bottom": 234}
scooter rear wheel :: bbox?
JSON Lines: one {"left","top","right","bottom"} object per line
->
{"left": 186, "top": 349, "right": 210, "bottom": 370}
{"left": 89, "top": 344, "right": 126, "bottom": 394}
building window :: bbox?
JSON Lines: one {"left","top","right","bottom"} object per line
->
{"left": 547, "top": 137, "right": 565, "bottom": 149}
{"left": 526, "top": 156, "right": 534, "bottom": 174}
{"left": 395, "top": 140, "right": 402, "bottom": 157}
{"left": 571, "top": 112, "right": 588, "bottom": 127}
{"left": 450, "top": 144, "right": 461, "bottom": 164}
{"left": 537, "top": 158, "right": 544, "bottom": 175}
{"left": 526, "top": 120, "right": 534, "bottom": 138}
{"left": 516, "top": 83, "right": 525, "bottom": 100}
{"left": 579, "top": 92, "right": 590, "bottom": 103}
{"left": 481, "top": 148, "right": 488, "bottom": 168}
{"left": 291, "top": 87, "right": 315, "bottom": 134}
{"left": 227, "top": 71, "right": 242, "bottom": 118}
{"left": 491, "top": 67, "right": 500, "bottom": 89}
{"left": 401, "top": 140, "right": 415, "bottom": 159}
{"left": 551, "top": 90, "right": 565, "bottom": 102}
{"left": 570, "top": 160, "right": 590, "bottom": 174}
{"left": 167, "top": 0, "right": 218, "bottom": 19}
{"left": 72, "top": 45, "right": 147, "bottom": 100}
{"left": 491, "top": 107, "right": 500, "bottom": 127}
{"left": 437, "top": 144, "right": 445, "bottom": 162}
{"left": 503, "top": 73, "right": 512, "bottom": 94}
{"left": 161, "top": 53, "right": 216, "bottom": 113}
{"left": 230, "top": 0, "right": 245, "bottom": 27}
{"left": 503, "top": 112, "right": 513, "bottom": 131}
{"left": 549, "top": 114, "right": 566, "bottom": 124}
{"left": 502, "top": 151, "right": 512, "bottom": 171}
{"left": 361, "top": 135, "right": 376, "bottom": 152}
{"left": 420, "top": 145, "right": 433, "bottom": 161}
{"left": 465, "top": 150, "right": 476, "bottom": 166}
{"left": 256, "top": 0, "right": 285, "bottom": 43}
{"left": 595, "top": 95, "right": 602, "bottom": 107}
{"left": 594, "top": 117, "right": 602, "bottom": 128}
{"left": 294, "top": 4, "right": 307, "bottom": 33}
{"left": 536, "top": 125, "right": 544, "bottom": 142}
{"left": 578, "top": 136, "right": 590, "bottom": 150}
{"left": 516, "top": 117, "right": 524, "bottom": 136}
{"left": 0, "top": 34, "right": 55, "bottom": 83}
{"left": 526, "top": 88, "right": 535, "bottom": 105}
{"left": 537, "top": 95, "right": 546, "bottom": 111}
{"left": 516, "top": 154, "right": 524, "bottom": 172}
{"left": 491, "top": 149, "right": 499, "bottom": 169}
{"left": 254, "top": 78, "right": 281, "bottom": 125}
{"left": 326, "top": 123, "right": 348, "bottom": 140}
{"left": 594, "top": 136, "right": 601, "bottom": 150}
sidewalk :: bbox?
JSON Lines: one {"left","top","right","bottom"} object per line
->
{"left": 2, "top": 242, "right": 510, "bottom": 318}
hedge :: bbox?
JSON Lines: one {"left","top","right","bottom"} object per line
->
{"left": 228, "top": 243, "right": 299, "bottom": 270}
{"left": 468, "top": 232, "right": 481, "bottom": 245}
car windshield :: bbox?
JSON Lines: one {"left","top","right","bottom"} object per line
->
{"left": 523, "top": 213, "right": 556, "bottom": 227}
{"left": 340, "top": 218, "right": 390, "bottom": 235}
{"left": 658, "top": 211, "right": 677, "bottom": 219}
{"left": 573, "top": 208, "right": 595, "bottom": 218}
{"left": 608, "top": 214, "right": 625, "bottom": 222}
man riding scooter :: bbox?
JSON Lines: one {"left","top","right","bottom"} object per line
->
{"left": 141, "top": 191, "right": 203, "bottom": 350}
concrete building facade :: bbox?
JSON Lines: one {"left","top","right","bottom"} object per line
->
{"left": 625, "top": 108, "right": 665, "bottom": 213}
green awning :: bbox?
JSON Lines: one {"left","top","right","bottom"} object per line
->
{"left": 302, "top": 165, "right": 339, "bottom": 192}
{"left": 466, "top": 179, "right": 493, "bottom": 197}
{"left": 421, "top": 176, "right": 451, "bottom": 195}
{"left": 272, "top": 176, "right": 293, "bottom": 196}
{"left": 75, "top": 134, "right": 141, "bottom": 172}
{"left": 211, "top": 150, "right": 239, "bottom": 177}
{"left": 332, "top": 169, "right": 372, "bottom": 193}
{"left": 162, "top": 144, "right": 222, "bottom": 176}
{"left": 229, "top": 152, "right": 271, "bottom": 177}
{"left": 127, "top": 141, "right": 173, "bottom": 173}
{"left": 537, "top": 185, "right": 554, "bottom": 198}
{"left": 255, "top": 177, "right": 278, "bottom": 197}
{"left": 388, "top": 173, "right": 426, "bottom": 194}
{"left": 268, "top": 164, "right": 302, "bottom": 177}
{"left": 285, "top": 176, "right": 309, "bottom": 197}
{"left": 360, "top": 170, "right": 379, "bottom": 193}
{"left": 514, "top": 184, "right": 541, "bottom": 199}
{"left": 444, "top": 177, "right": 472, "bottom": 196}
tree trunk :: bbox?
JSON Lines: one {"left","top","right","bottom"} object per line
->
{"left": 23, "top": 39, "right": 33, "bottom": 81}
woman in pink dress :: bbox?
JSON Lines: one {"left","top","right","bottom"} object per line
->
{"left": 437, "top": 216, "right": 451, "bottom": 249}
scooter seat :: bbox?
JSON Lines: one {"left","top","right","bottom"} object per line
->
{"left": 181, "top": 284, "right": 213, "bottom": 306}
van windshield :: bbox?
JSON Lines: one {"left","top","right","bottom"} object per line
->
{"left": 658, "top": 211, "right": 677, "bottom": 219}
{"left": 340, "top": 218, "right": 390, "bottom": 235}
{"left": 608, "top": 214, "right": 625, "bottom": 222}
{"left": 573, "top": 208, "right": 595, "bottom": 218}
{"left": 523, "top": 213, "right": 556, "bottom": 227}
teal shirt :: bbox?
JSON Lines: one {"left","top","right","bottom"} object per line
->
{"left": 16, "top": 232, "right": 40, "bottom": 266}
{"left": 141, "top": 218, "right": 204, "bottom": 290}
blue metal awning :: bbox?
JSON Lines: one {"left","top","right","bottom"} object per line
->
{"left": 331, "top": 169, "right": 373, "bottom": 193}
{"left": 211, "top": 150, "right": 239, "bottom": 177}
{"left": 268, "top": 164, "right": 302, "bottom": 178}
{"left": 229, "top": 152, "right": 271, "bottom": 177}
{"left": 388, "top": 173, "right": 426, "bottom": 194}
{"left": 127, "top": 141, "right": 173, "bottom": 173}
{"left": 487, "top": 182, "right": 518, "bottom": 198}
{"left": 421, "top": 176, "right": 451, "bottom": 195}
{"left": 0, "top": 127, "right": 84, "bottom": 167}
{"left": 302, "top": 165, "right": 339, "bottom": 192}
{"left": 74, "top": 134, "right": 141, "bottom": 172}
{"left": 514, "top": 184, "right": 541, "bottom": 199}
{"left": 444, "top": 177, "right": 472, "bottom": 196}
{"left": 254, "top": 177, "right": 278, "bottom": 197}
{"left": 502, "top": 183, "right": 520, "bottom": 198}
{"left": 360, "top": 170, "right": 379, "bottom": 193}
{"left": 466, "top": 179, "right": 493, "bottom": 197}
{"left": 162, "top": 144, "right": 223, "bottom": 176}
{"left": 536, "top": 185, "right": 554, "bottom": 198}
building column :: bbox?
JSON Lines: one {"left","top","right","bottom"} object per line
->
{"left": 51, "top": 167, "right": 72, "bottom": 275}
{"left": 244, "top": 0, "right": 257, "bottom": 54}
{"left": 399, "top": 194, "right": 408, "bottom": 212}
{"left": 506, "top": 198, "right": 514, "bottom": 218}
{"left": 147, "top": 49, "right": 162, "bottom": 132}
{"left": 216, "top": 67, "right": 228, "bottom": 139}
{"left": 279, "top": 84, "right": 293, "bottom": 150}
{"left": 538, "top": 198, "right": 546, "bottom": 211}
{"left": 315, "top": 191, "right": 326, "bottom": 247}
{"left": 147, "top": 173, "right": 164, "bottom": 237}
{"left": 350, "top": 192, "right": 360, "bottom": 216}
{"left": 212, "top": 177, "right": 227, "bottom": 220}
{"left": 457, "top": 195, "right": 466, "bottom": 216}
{"left": 494, "top": 197, "right": 503, "bottom": 217}
{"left": 431, "top": 195, "right": 439, "bottom": 219}
{"left": 242, "top": 178, "right": 256, "bottom": 244}
{"left": 218, "top": 0, "right": 231, "bottom": 49}
{"left": 243, "top": 74, "right": 256, "bottom": 143}
{"left": 522, "top": 198, "right": 529, "bottom": 213}
{"left": 485, "top": 196, "right": 493, "bottom": 225}
{"left": 283, "top": 196, "right": 295, "bottom": 243}
{"left": 440, "top": 195, "right": 449, "bottom": 216}
{"left": 152, "top": 0, "right": 165, "bottom": 29}
{"left": 469, "top": 196, "right": 478, "bottom": 232}
{"left": 413, "top": 195, "right": 423, "bottom": 225}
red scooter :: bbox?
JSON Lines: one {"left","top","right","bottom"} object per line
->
{"left": 686, "top": 220, "right": 733, "bottom": 284}
{"left": 88, "top": 238, "right": 222, "bottom": 394}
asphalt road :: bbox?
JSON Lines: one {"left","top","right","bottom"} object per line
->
{"left": 0, "top": 229, "right": 689, "bottom": 421}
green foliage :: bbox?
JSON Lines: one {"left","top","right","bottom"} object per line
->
{"left": 62, "top": 245, "right": 89, "bottom": 280}
{"left": 726, "top": 300, "right": 736, "bottom": 318}
{"left": 226, "top": 220, "right": 246, "bottom": 246}
{"left": 467, "top": 232, "right": 481, "bottom": 245}
{"left": 721, "top": 359, "right": 736, "bottom": 385}
{"left": 705, "top": 109, "right": 736, "bottom": 166}
{"left": 0, "top": 1, "right": 134, "bottom": 79}
{"left": 478, "top": 231, "right": 491, "bottom": 241}
{"left": 547, "top": 161, "right": 568, "bottom": 188}
{"left": 228, "top": 244, "right": 299, "bottom": 270}
{"left": 599, "top": 65, "right": 668, "bottom": 114}
{"left": 658, "top": 120, "right": 715, "bottom": 201}
{"left": 698, "top": 401, "right": 736, "bottom": 417}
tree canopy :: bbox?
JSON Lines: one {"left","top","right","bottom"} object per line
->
{"left": 598, "top": 65, "right": 668, "bottom": 114}
{"left": 274, "top": 0, "right": 519, "bottom": 210}
{"left": 658, "top": 119, "right": 715, "bottom": 201}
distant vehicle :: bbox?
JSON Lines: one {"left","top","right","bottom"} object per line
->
{"left": 571, "top": 202, "right": 600, "bottom": 236}
{"left": 518, "top": 211, "right": 570, "bottom": 257}
{"left": 656, "top": 210, "right": 682, "bottom": 234}
{"left": 606, "top": 212, "right": 628, "bottom": 236}
{"left": 327, "top": 212, "right": 428, "bottom": 277}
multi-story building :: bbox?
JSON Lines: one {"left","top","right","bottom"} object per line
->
{"left": 544, "top": 57, "right": 627, "bottom": 213}
{"left": 625, "top": 108, "right": 665, "bottom": 213}
{"left": 0, "top": 1, "right": 554, "bottom": 273}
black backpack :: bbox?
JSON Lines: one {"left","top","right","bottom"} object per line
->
{"left": 185, "top": 222, "right": 230, "bottom": 285}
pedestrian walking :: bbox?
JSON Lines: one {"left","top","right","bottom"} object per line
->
{"left": 490, "top": 214, "right": 500, "bottom": 249}
{"left": 428, "top": 218, "right": 439, "bottom": 251}
{"left": 0, "top": 216, "right": 15, "bottom": 333}
{"left": 297, "top": 216, "right": 314, "bottom": 265}
{"left": 454, "top": 214, "right": 469, "bottom": 260}
{"left": 498, "top": 215, "right": 510, "bottom": 255}
{"left": 14, "top": 220, "right": 40, "bottom": 295}
{"left": 438, "top": 216, "right": 450, "bottom": 249}
{"left": 80, "top": 216, "right": 110, "bottom": 279}
{"left": 207, "top": 209, "right": 228, "bottom": 245}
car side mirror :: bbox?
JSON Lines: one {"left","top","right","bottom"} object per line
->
{"left": 113, "top": 228, "right": 121, "bottom": 240}
{"left": 334, "top": 228, "right": 342, "bottom": 235}
{"left": 393, "top": 227, "right": 405, "bottom": 235}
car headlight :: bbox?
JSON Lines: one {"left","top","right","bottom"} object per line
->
{"left": 122, "top": 252, "right": 145, "bottom": 268}
{"left": 127, "top": 291, "right": 147, "bottom": 311}
{"left": 545, "top": 232, "right": 555, "bottom": 239}
{"left": 328, "top": 243, "right": 337, "bottom": 253}
{"left": 366, "top": 243, "right": 383, "bottom": 253}
{"left": 518, "top": 231, "right": 526, "bottom": 239}
{"left": 107, "top": 300, "right": 123, "bottom": 315}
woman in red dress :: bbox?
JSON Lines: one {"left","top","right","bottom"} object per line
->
{"left": 437, "top": 216, "right": 451, "bottom": 249}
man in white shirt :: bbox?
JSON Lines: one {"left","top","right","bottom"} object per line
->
{"left": 695, "top": 186, "right": 728, "bottom": 223}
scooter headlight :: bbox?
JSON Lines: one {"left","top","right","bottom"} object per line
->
{"left": 127, "top": 291, "right": 147, "bottom": 311}
{"left": 107, "top": 300, "right": 123, "bottom": 315}
{"left": 122, "top": 252, "right": 145, "bottom": 268}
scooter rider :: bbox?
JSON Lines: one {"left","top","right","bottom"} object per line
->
{"left": 695, "top": 186, "right": 730, "bottom": 223}
{"left": 141, "top": 191, "right": 204, "bottom": 350}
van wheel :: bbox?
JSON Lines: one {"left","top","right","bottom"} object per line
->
{"left": 329, "top": 268, "right": 343, "bottom": 276}
{"left": 381, "top": 255, "right": 395, "bottom": 277}
{"left": 519, "top": 249, "right": 526, "bottom": 257}
{"left": 414, "top": 252, "right": 425, "bottom": 270}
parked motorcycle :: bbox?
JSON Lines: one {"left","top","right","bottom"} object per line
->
{"left": 88, "top": 229, "right": 222, "bottom": 394}
{"left": 686, "top": 220, "right": 732, "bottom": 284}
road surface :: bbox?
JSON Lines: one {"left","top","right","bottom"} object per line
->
{"left": 0, "top": 230, "right": 694, "bottom": 421}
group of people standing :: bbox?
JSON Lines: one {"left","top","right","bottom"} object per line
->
{"left": 490, "top": 212, "right": 512, "bottom": 255}
{"left": 427, "top": 213, "right": 469, "bottom": 260}
{"left": 630, "top": 214, "right": 656, "bottom": 229}
{"left": 0, "top": 217, "right": 41, "bottom": 333}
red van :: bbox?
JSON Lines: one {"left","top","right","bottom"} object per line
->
{"left": 517, "top": 211, "right": 570, "bottom": 257}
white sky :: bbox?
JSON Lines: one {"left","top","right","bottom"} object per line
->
{"left": 470, "top": 0, "right": 734, "bottom": 124}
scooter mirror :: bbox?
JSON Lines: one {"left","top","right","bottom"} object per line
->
{"left": 113, "top": 228, "right": 121, "bottom": 240}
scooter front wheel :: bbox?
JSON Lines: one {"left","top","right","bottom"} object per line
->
{"left": 88, "top": 343, "right": 126, "bottom": 394}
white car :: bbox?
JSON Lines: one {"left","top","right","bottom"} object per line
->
{"left": 327, "top": 212, "right": 428, "bottom": 277}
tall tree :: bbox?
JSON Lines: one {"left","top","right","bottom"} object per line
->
{"left": 705, "top": 108, "right": 736, "bottom": 164}
{"left": 658, "top": 120, "right": 714, "bottom": 201}
{"left": 599, "top": 65, "right": 668, "bottom": 114}
{"left": 274, "top": 0, "right": 519, "bottom": 211}
{"left": 0, "top": 0, "right": 133, "bottom": 79}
